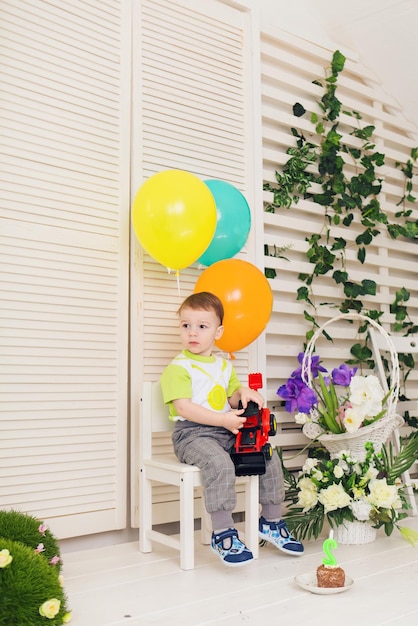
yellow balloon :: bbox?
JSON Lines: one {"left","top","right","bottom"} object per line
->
{"left": 132, "top": 170, "right": 217, "bottom": 270}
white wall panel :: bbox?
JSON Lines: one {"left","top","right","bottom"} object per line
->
{"left": 0, "top": 0, "right": 131, "bottom": 538}
{"left": 261, "top": 27, "right": 418, "bottom": 473}
{"left": 130, "top": 0, "right": 263, "bottom": 526}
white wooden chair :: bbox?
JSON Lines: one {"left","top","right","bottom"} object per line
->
{"left": 369, "top": 327, "right": 418, "bottom": 515}
{"left": 139, "top": 380, "right": 260, "bottom": 570}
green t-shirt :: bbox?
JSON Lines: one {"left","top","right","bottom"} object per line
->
{"left": 160, "top": 350, "right": 241, "bottom": 421}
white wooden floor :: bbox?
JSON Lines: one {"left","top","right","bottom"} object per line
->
{"left": 62, "top": 504, "right": 418, "bottom": 626}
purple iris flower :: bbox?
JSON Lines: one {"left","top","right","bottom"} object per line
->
{"left": 291, "top": 352, "right": 327, "bottom": 379}
{"left": 277, "top": 377, "right": 318, "bottom": 413}
{"left": 331, "top": 363, "right": 358, "bottom": 386}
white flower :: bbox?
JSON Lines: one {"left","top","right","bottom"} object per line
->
{"left": 298, "top": 488, "right": 319, "bottom": 511}
{"left": 39, "top": 599, "right": 61, "bottom": 619}
{"left": 318, "top": 482, "right": 352, "bottom": 513}
{"left": 302, "top": 457, "right": 319, "bottom": 473}
{"left": 350, "top": 498, "right": 373, "bottom": 521}
{"left": 333, "top": 465, "right": 344, "bottom": 479}
{"left": 335, "top": 450, "right": 354, "bottom": 465}
{"left": 297, "top": 477, "right": 318, "bottom": 511}
{"left": 298, "top": 477, "right": 318, "bottom": 492}
{"left": 352, "top": 461, "right": 363, "bottom": 475}
{"left": 0, "top": 549, "right": 13, "bottom": 568}
{"left": 342, "top": 405, "right": 365, "bottom": 432}
{"left": 349, "top": 375, "right": 384, "bottom": 417}
{"left": 295, "top": 412, "right": 309, "bottom": 424}
{"left": 364, "top": 466, "right": 379, "bottom": 481}
{"left": 368, "top": 478, "right": 399, "bottom": 509}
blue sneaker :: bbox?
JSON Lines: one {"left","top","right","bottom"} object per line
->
{"left": 259, "top": 517, "right": 304, "bottom": 555}
{"left": 211, "top": 528, "right": 254, "bottom": 567}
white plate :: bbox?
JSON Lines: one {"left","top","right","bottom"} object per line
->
{"left": 294, "top": 572, "right": 354, "bottom": 595}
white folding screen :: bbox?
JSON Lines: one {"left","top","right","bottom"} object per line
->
{"left": 1, "top": 1, "right": 416, "bottom": 539}
{"left": 0, "top": 0, "right": 131, "bottom": 538}
{"left": 130, "top": 0, "right": 263, "bottom": 526}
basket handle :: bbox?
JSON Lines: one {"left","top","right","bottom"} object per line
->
{"left": 301, "top": 313, "right": 400, "bottom": 416}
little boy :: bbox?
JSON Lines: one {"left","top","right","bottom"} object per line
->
{"left": 160, "top": 291, "right": 303, "bottom": 566}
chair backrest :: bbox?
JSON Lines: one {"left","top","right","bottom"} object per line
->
{"left": 149, "top": 380, "right": 174, "bottom": 432}
{"left": 139, "top": 381, "right": 174, "bottom": 464}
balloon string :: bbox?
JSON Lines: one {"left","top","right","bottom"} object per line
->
{"left": 176, "top": 270, "right": 181, "bottom": 296}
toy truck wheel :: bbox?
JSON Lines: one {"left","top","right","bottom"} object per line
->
{"left": 262, "top": 443, "right": 273, "bottom": 461}
{"left": 268, "top": 414, "right": 277, "bottom": 437}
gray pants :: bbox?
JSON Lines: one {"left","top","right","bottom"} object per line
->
{"left": 172, "top": 424, "right": 284, "bottom": 530}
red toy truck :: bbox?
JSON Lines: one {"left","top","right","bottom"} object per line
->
{"left": 230, "top": 373, "right": 277, "bottom": 476}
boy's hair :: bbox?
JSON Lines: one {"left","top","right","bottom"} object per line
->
{"left": 177, "top": 291, "right": 224, "bottom": 325}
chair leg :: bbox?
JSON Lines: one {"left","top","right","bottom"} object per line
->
{"left": 139, "top": 469, "right": 152, "bottom": 553}
{"left": 200, "top": 490, "right": 212, "bottom": 545}
{"left": 179, "top": 474, "right": 196, "bottom": 570}
{"left": 244, "top": 475, "right": 259, "bottom": 559}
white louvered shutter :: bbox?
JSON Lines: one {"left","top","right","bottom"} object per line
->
{"left": 130, "top": 0, "right": 264, "bottom": 525}
{"left": 0, "top": 0, "right": 131, "bottom": 537}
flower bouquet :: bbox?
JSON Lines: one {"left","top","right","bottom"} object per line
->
{"left": 282, "top": 435, "right": 418, "bottom": 543}
{"left": 277, "top": 314, "right": 404, "bottom": 459}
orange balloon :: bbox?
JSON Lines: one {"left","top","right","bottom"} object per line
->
{"left": 194, "top": 259, "right": 273, "bottom": 353}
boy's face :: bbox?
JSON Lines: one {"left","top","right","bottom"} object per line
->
{"left": 179, "top": 306, "right": 224, "bottom": 356}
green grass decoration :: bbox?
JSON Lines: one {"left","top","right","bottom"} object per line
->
{"left": 0, "top": 538, "right": 70, "bottom": 625}
{"left": 0, "top": 510, "right": 72, "bottom": 624}
{"left": 0, "top": 510, "right": 62, "bottom": 572}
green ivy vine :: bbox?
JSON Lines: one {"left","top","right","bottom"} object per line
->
{"left": 264, "top": 50, "right": 418, "bottom": 414}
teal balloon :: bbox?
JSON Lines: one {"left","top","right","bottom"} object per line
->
{"left": 198, "top": 180, "right": 251, "bottom": 266}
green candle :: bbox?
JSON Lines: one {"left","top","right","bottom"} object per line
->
{"left": 322, "top": 534, "right": 338, "bottom": 566}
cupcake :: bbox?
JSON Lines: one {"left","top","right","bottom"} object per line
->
{"left": 316, "top": 563, "right": 346, "bottom": 587}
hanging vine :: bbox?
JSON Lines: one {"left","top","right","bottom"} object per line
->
{"left": 264, "top": 50, "right": 418, "bottom": 409}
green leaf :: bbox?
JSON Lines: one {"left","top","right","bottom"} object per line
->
{"left": 395, "top": 287, "right": 410, "bottom": 303}
{"left": 343, "top": 282, "right": 361, "bottom": 297}
{"left": 356, "top": 230, "right": 373, "bottom": 245}
{"left": 358, "top": 247, "right": 366, "bottom": 264}
{"left": 333, "top": 269, "right": 348, "bottom": 283}
{"left": 317, "top": 373, "right": 342, "bottom": 433}
{"left": 331, "top": 50, "right": 346, "bottom": 74}
{"left": 361, "top": 279, "right": 377, "bottom": 295}
{"left": 383, "top": 434, "right": 418, "bottom": 482}
{"left": 297, "top": 286, "right": 310, "bottom": 302}
{"left": 264, "top": 268, "right": 276, "bottom": 279}
{"left": 350, "top": 342, "right": 372, "bottom": 361}
{"left": 293, "top": 102, "right": 306, "bottom": 117}
{"left": 303, "top": 310, "right": 316, "bottom": 323}
{"left": 331, "top": 237, "right": 346, "bottom": 251}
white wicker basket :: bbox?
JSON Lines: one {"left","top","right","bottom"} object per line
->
{"left": 333, "top": 520, "right": 377, "bottom": 545}
{"left": 316, "top": 412, "right": 404, "bottom": 459}
{"left": 301, "top": 313, "right": 404, "bottom": 460}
